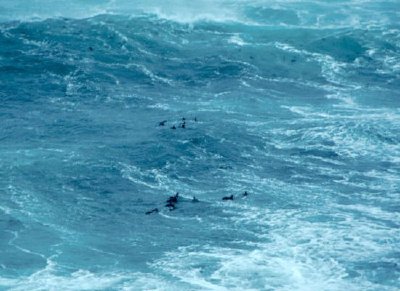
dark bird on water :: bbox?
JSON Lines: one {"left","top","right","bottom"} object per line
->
{"left": 145, "top": 208, "right": 159, "bottom": 215}
{"left": 192, "top": 196, "right": 199, "bottom": 203}
{"left": 222, "top": 195, "right": 234, "bottom": 201}
{"left": 242, "top": 191, "right": 249, "bottom": 197}
{"left": 166, "top": 192, "right": 179, "bottom": 204}
{"left": 171, "top": 125, "right": 176, "bottom": 130}
{"left": 159, "top": 120, "right": 167, "bottom": 126}
{"left": 165, "top": 192, "right": 179, "bottom": 210}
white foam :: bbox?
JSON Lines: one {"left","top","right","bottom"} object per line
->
{"left": 119, "top": 163, "right": 162, "bottom": 190}
{"left": 0, "top": 251, "right": 176, "bottom": 291}
{"left": 274, "top": 42, "right": 349, "bottom": 87}
{"left": 159, "top": 212, "right": 203, "bottom": 222}
{"left": 228, "top": 34, "right": 246, "bottom": 46}
{"left": 147, "top": 103, "right": 170, "bottom": 110}
{"left": 1, "top": 0, "right": 396, "bottom": 31}
{"left": 152, "top": 242, "right": 356, "bottom": 291}
{"left": 0, "top": 0, "right": 246, "bottom": 24}
{"left": 131, "top": 64, "right": 174, "bottom": 85}
{"left": 1, "top": 268, "right": 170, "bottom": 291}
{"left": 0, "top": 0, "right": 110, "bottom": 23}
{"left": 146, "top": 169, "right": 400, "bottom": 290}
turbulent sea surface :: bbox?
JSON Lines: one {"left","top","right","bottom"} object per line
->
{"left": 1, "top": 0, "right": 400, "bottom": 290}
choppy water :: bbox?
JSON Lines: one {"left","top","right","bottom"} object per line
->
{"left": 1, "top": 1, "right": 400, "bottom": 290}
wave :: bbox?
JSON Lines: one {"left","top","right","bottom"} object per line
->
{"left": 2, "top": 0, "right": 399, "bottom": 28}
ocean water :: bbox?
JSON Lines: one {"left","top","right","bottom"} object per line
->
{"left": 1, "top": 0, "right": 399, "bottom": 290}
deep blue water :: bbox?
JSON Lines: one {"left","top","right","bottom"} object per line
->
{"left": 1, "top": 1, "right": 400, "bottom": 290}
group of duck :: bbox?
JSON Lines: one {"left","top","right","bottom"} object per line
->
{"left": 145, "top": 116, "right": 248, "bottom": 215}
{"left": 158, "top": 117, "right": 197, "bottom": 130}
{"left": 145, "top": 191, "right": 249, "bottom": 215}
